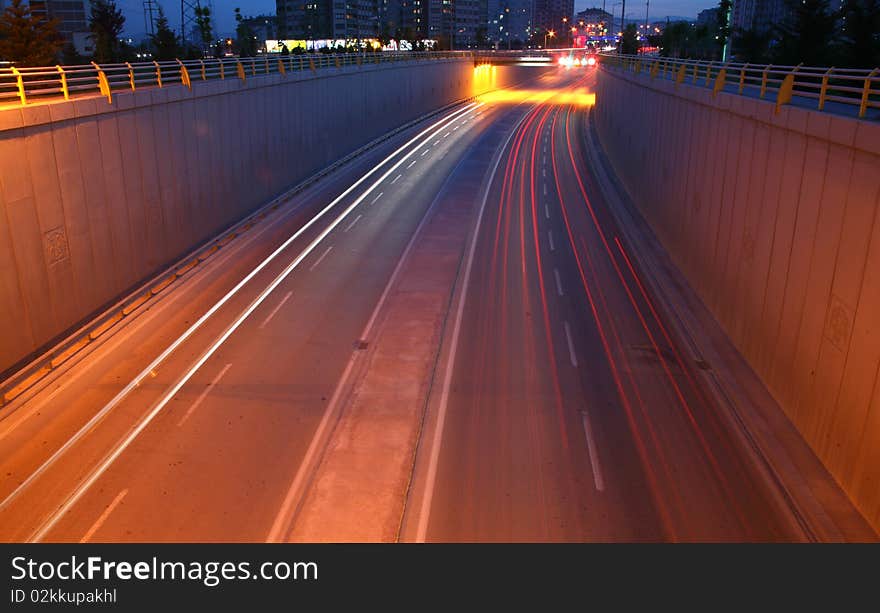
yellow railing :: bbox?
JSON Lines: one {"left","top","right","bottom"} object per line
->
{"left": 600, "top": 53, "right": 880, "bottom": 119}
{"left": 0, "top": 51, "right": 472, "bottom": 107}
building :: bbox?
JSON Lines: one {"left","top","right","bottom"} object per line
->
{"left": 533, "top": 0, "right": 574, "bottom": 42}
{"left": 25, "top": 0, "right": 91, "bottom": 54}
{"left": 278, "top": 0, "right": 376, "bottom": 39}
{"left": 696, "top": 6, "right": 718, "bottom": 26}
{"left": 731, "top": 0, "right": 788, "bottom": 35}
{"left": 488, "top": 0, "right": 532, "bottom": 47}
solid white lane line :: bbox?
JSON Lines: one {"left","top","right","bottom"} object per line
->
{"left": 265, "top": 140, "right": 480, "bottom": 544}
{"left": 420, "top": 149, "right": 429, "bottom": 156}
{"left": 0, "top": 102, "right": 478, "bottom": 517}
{"left": 391, "top": 174, "right": 402, "bottom": 184}
{"left": 24, "top": 105, "right": 483, "bottom": 542}
{"left": 309, "top": 245, "right": 334, "bottom": 270}
{"left": 259, "top": 291, "right": 292, "bottom": 328}
{"left": 548, "top": 230, "right": 556, "bottom": 252}
{"left": 581, "top": 411, "right": 605, "bottom": 492}
{"left": 177, "top": 363, "right": 233, "bottom": 427}
{"left": 544, "top": 203, "right": 550, "bottom": 219}
{"left": 79, "top": 489, "right": 127, "bottom": 543}
{"left": 344, "top": 215, "right": 362, "bottom": 233}
{"left": 414, "top": 111, "right": 527, "bottom": 543}
{"left": 407, "top": 160, "right": 417, "bottom": 169}
{"left": 564, "top": 321, "right": 578, "bottom": 368}
{"left": 370, "top": 191, "right": 383, "bottom": 205}
{"left": 554, "top": 268, "right": 564, "bottom": 296}
{"left": 543, "top": 183, "right": 547, "bottom": 196}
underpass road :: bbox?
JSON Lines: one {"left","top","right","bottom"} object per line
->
{"left": 0, "top": 68, "right": 865, "bottom": 542}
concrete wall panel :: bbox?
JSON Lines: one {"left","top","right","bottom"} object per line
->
{"left": 1, "top": 59, "right": 540, "bottom": 376}
{"left": 595, "top": 66, "right": 880, "bottom": 532}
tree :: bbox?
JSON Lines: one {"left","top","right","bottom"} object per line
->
{"left": 234, "top": 8, "right": 257, "bottom": 57}
{"left": 150, "top": 7, "right": 179, "bottom": 61}
{"left": 620, "top": 23, "right": 639, "bottom": 54}
{"left": 0, "top": 0, "right": 63, "bottom": 66}
{"left": 716, "top": 0, "right": 733, "bottom": 58}
{"left": 89, "top": 0, "right": 126, "bottom": 63}
{"left": 194, "top": 5, "right": 213, "bottom": 55}
{"left": 837, "top": 0, "right": 880, "bottom": 68}
{"left": 772, "top": 0, "right": 838, "bottom": 65}
{"left": 732, "top": 27, "right": 771, "bottom": 63}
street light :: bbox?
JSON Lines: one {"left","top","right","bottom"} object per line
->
{"left": 544, "top": 29, "right": 555, "bottom": 48}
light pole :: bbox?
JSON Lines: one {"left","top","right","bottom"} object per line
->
{"left": 544, "top": 29, "right": 555, "bottom": 48}
{"left": 611, "top": 2, "right": 622, "bottom": 46}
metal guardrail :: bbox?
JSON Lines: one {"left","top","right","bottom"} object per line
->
{"left": 601, "top": 53, "right": 880, "bottom": 119}
{"left": 0, "top": 51, "right": 473, "bottom": 107}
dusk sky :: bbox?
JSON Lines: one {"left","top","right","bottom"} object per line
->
{"left": 117, "top": 0, "right": 714, "bottom": 38}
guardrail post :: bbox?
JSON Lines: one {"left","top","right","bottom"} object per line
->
{"left": 278, "top": 58, "right": 286, "bottom": 75}
{"left": 56, "top": 65, "right": 69, "bottom": 100}
{"left": 859, "top": 68, "right": 878, "bottom": 119}
{"left": 264, "top": 55, "right": 269, "bottom": 74}
{"left": 335, "top": 55, "right": 341, "bottom": 69}
{"left": 177, "top": 59, "right": 191, "bottom": 90}
{"left": 199, "top": 59, "right": 206, "bottom": 81}
{"left": 11, "top": 67, "right": 26, "bottom": 105}
{"left": 760, "top": 64, "right": 771, "bottom": 98}
{"left": 153, "top": 61, "right": 163, "bottom": 87}
{"left": 309, "top": 58, "right": 316, "bottom": 73}
{"left": 818, "top": 67, "right": 833, "bottom": 110}
{"left": 219, "top": 59, "right": 225, "bottom": 79}
{"left": 713, "top": 66, "right": 727, "bottom": 97}
{"left": 692, "top": 62, "right": 699, "bottom": 84}
{"left": 650, "top": 61, "right": 658, "bottom": 79}
{"left": 738, "top": 63, "right": 747, "bottom": 94}
{"left": 675, "top": 64, "right": 686, "bottom": 86}
{"left": 250, "top": 58, "right": 256, "bottom": 77}
{"left": 704, "top": 62, "right": 713, "bottom": 86}
{"left": 236, "top": 60, "right": 246, "bottom": 82}
{"left": 91, "top": 61, "right": 112, "bottom": 103}
{"left": 125, "top": 62, "right": 135, "bottom": 89}
{"left": 775, "top": 65, "right": 799, "bottom": 114}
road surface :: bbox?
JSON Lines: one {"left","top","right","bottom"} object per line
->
{"left": 0, "top": 68, "right": 841, "bottom": 542}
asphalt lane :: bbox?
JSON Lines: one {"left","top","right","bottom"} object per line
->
{"left": 408, "top": 71, "right": 805, "bottom": 541}
{"left": 0, "top": 100, "right": 501, "bottom": 542}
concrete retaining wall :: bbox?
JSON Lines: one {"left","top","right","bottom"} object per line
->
{"left": 0, "top": 59, "right": 543, "bottom": 377}
{"left": 594, "top": 66, "right": 880, "bottom": 531}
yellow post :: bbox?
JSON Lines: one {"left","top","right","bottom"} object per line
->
{"left": 199, "top": 59, "right": 206, "bottom": 80}
{"left": 676, "top": 64, "right": 686, "bottom": 85}
{"left": 56, "top": 65, "right": 69, "bottom": 100}
{"left": 775, "top": 72, "right": 795, "bottom": 114}
{"left": 818, "top": 67, "right": 833, "bottom": 110}
{"left": 11, "top": 67, "right": 26, "bottom": 105}
{"left": 236, "top": 61, "right": 246, "bottom": 81}
{"left": 251, "top": 58, "right": 256, "bottom": 76}
{"left": 650, "top": 61, "right": 658, "bottom": 79}
{"left": 309, "top": 58, "right": 316, "bottom": 73}
{"left": 91, "top": 62, "right": 112, "bottom": 103}
{"left": 219, "top": 59, "right": 225, "bottom": 79}
{"left": 738, "top": 63, "right": 747, "bottom": 94}
{"left": 153, "top": 61, "right": 162, "bottom": 87}
{"left": 177, "top": 61, "right": 191, "bottom": 90}
{"left": 278, "top": 59, "right": 286, "bottom": 75}
{"left": 859, "top": 68, "right": 878, "bottom": 119}
{"left": 125, "top": 62, "right": 135, "bottom": 89}
{"left": 760, "top": 65, "right": 771, "bottom": 98}
{"left": 713, "top": 68, "right": 727, "bottom": 97}
{"left": 692, "top": 62, "right": 698, "bottom": 83}
{"left": 335, "top": 56, "right": 341, "bottom": 68}
{"left": 705, "top": 62, "right": 712, "bottom": 86}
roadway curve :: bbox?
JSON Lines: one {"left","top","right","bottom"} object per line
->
{"left": 0, "top": 68, "right": 834, "bottom": 542}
